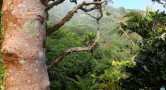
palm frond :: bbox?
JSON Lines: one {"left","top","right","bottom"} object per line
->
{"left": 117, "top": 22, "right": 128, "bottom": 36}
{"left": 67, "top": 76, "right": 86, "bottom": 90}
{"left": 75, "top": 75, "right": 83, "bottom": 82}
{"left": 48, "top": 70, "right": 68, "bottom": 90}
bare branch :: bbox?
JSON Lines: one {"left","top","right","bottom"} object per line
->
{"left": 131, "top": 53, "right": 138, "bottom": 65}
{"left": 152, "top": 0, "right": 166, "bottom": 8}
{"left": 160, "top": 32, "right": 166, "bottom": 38}
{"left": 70, "top": 0, "right": 77, "bottom": 4}
{"left": 118, "top": 24, "right": 138, "bottom": 65}
{"left": 47, "top": 7, "right": 103, "bottom": 71}
{"left": 46, "top": 1, "right": 107, "bottom": 70}
{"left": 86, "top": 12, "right": 98, "bottom": 19}
{"left": 152, "top": 19, "right": 158, "bottom": 31}
{"left": 119, "top": 23, "right": 135, "bottom": 50}
{"left": 47, "top": 20, "right": 101, "bottom": 71}
{"left": 86, "top": 6, "right": 103, "bottom": 20}
{"left": 46, "top": 0, "right": 65, "bottom": 11}
{"left": 46, "top": 1, "right": 106, "bottom": 36}
{"left": 80, "top": 6, "right": 96, "bottom": 12}
{"left": 157, "top": 0, "right": 166, "bottom": 9}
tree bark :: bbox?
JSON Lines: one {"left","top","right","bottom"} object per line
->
{"left": 1, "top": 0, "right": 50, "bottom": 90}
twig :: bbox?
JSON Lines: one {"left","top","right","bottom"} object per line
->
{"left": 46, "top": 0, "right": 65, "bottom": 11}
{"left": 46, "top": 1, "right": 106, "bottom": 36}
{"left": 119, "top": 23, "right": 135, "bottom": 50}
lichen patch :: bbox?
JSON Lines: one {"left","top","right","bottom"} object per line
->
{"left": 23, "top": 21, "right": 40, "bottom": 37}
{"left": 39, "top": 51, "right": 43, "bottom": 59}
{"left": 18, "top": 58, "right": 26, "bottom": 64}
{"left": 24, "top": 44, "right": 29, "bottom": 47}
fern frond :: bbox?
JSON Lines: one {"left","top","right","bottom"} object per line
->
{"left": 89, "top": 83, "right": 107, "bottom": 90}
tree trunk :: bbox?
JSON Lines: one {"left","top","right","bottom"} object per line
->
{"left": 1, "top": 0, "right": 50, "bottom": 90}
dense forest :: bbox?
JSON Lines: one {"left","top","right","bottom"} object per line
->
{"left": 1, "top": 0, "right": 166, "bottom": 90}
{"left": 45, "top": 1, "right": 166, "bottom": 90}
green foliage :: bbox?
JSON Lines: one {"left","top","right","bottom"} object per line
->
{"left": 119, "top": 8, "right": 166, "bottom": 40}
{"left": 62, "top": 24, "right": 88, "bottom": 36}
{"left": 67, "top": 75, "right": 86, "bottom": 90}
{"left": 46, "top": 29, "right": 98, "bottom": 89}
{"left": 103, "top": 41, "right": 131, "bottom": 62}
{"left": 46, "top": 4, "right": 146, "bottom": 90}
{"left": 123, "top": 10, "right": 150, "bottom": 38}
{"left": 93, "top": 48, "right": 103, "bottom": 60}
{"left": 111, "top": 40, "right": 124, "bottom": 48}
{"left": 120, "top": 38, "right": 166, "bottom": 89}
{"left": 120, "top": 11, "right": 166, "bottom": 89}
{"left": 58, "top": 52, "right": 97, "bottom": 76}
{"left": 91, "top": 60, "right": 132, "bottom": 90}
{"left": 95, "top": 58, "right": 112, "bottom": 75}
{"left": 119, "top": 7, "right": 126, "bottom": 15}
{"left": 89, "top": 83, "right": 107, "bottom": 90}
{"left": 83, "top": 31, "right": 96, "bottom": 46}
{"left": 1, "top": 17, "right": 4, "bottom": 36}
{"left": 117, "top": 22, "right": 128, "bottom": 36}
{"left": 47, "top": 23, "right": 54, "bottom": 29}
{"left": 145, "top": 5, "right": 153, "bottom": 19}
{"left": 103, "top": 48, "right": 113, "bottom": 59}
{"left": 49, "top": 70, "right": 68, "bottom": 90}
{"left": 0, "top": 60, "right": 7, "bottom": 90}
{"left": 0, "top": 6, "right": 6, "bottom": 90}
{"left": 46, "top": 29, "right": 81, "bottom": 62}
{"left": 46, "top": 30, "right": 96, "bottom": 76}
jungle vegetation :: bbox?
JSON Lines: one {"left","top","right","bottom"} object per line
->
{"left": 1, "top": 0, "right": 166, "bottom": 90}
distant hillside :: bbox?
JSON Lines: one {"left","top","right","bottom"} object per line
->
{"left": 47, "top": 1, "right": 143, "bottom": 59}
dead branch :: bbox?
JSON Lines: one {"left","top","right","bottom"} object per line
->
{"left": 119, "top": 23, "right": 137, "bottom": 65}
{"left": 46, "top": 0, "right": 65, "bottom": 11}
{"left": 119, "top": 23, "right": 135, "bottom": 50}
{"left": 131, "top": 53, "right": 138, "bottom": 65}
{"left": 160, "top": 32, "right": 166, "bottom": 38}
{"left": 80, "top": 6, "right": 96, "bottom": 12}
{"left": 152, "top": 19, "right": 158, "bottom": 31}
{"left": 47, "top": 8, "right": 103, "bottom": 71}
{"left": 46, "top": 1, "right": 107, "bottom": 36}
{"left": 157, "top": 0, "right": 166, "bottom": 9}
{"left": 70, "top": 0, "right": 77, "bottom": 4}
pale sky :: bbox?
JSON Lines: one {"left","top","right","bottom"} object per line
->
{"left": 77, "top": 0, "right": 166, "bottom": 12}
{"left": 110, "top": 0, "right": 165, "bottom": 11}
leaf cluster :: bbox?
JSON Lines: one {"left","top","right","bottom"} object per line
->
{"left": 120, "top": 10, "right": 166, "bottom": 89}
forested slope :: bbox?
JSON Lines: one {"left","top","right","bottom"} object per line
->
{"left": 46, "top": 1, "right": 144, "bottom": 89}
{"left": 1, "top": 0, "right": 166, "bottom": 90}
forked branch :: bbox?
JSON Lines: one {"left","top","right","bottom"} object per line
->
{"left": 46, "top": 0, "right": 112, "bottom": 70}
{"left": 156, "top": 0, "right": 166, "bottom": 9}
{"left": 47, "top": 20, "right": 101, "bottom": 71}
{"left": 46, "top": 0, "right": 108, "bottom": 36}
{"left": 46, "top": 0, "right": 65, "bottom": 11}
{"left": 47, "top": 7, "right": 103, "bottom": 71}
